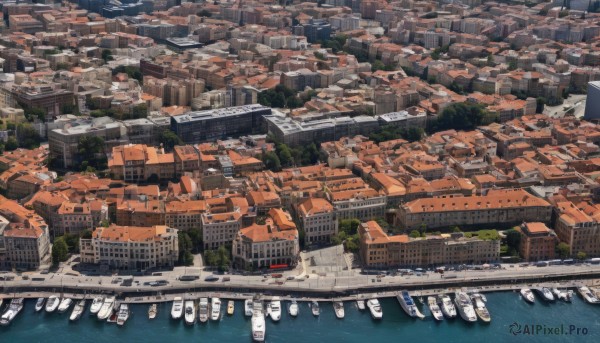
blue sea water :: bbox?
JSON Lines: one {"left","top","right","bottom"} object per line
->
{"left": 1, "top": 292, "right": 599, "bottom": 343}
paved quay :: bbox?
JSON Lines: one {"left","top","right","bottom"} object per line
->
{"left": 3, "top": 263, "right": 600, "bottom": 301}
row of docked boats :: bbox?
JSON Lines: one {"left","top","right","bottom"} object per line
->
{"left": 169, "top": 296, "right": 229, "bottom": 324}
{"left": 33, "top": 296, "right": 130, "bottom": 326}
{"left": 519, "top": 287, "right": 574, "bottom": 303}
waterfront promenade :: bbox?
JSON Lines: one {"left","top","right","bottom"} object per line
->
{"left": 2, "top": 262, "right": 600, "bottom": 301}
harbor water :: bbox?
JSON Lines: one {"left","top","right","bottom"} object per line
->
{"left": 1, "top": 292, "right": 600, "bottom": 342}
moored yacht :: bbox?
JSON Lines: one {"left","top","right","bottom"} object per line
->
{"left": 310, "top": 301, "right": 320, "bottom": 316}
{"left": 552, "top": 288, "right": 572, "bottom": 302}
{"left": 520, "top": 289, "right": 535, "bottom": 303}
{"left": 148, "top": 304, "right": 157, "bottom": 319}
{"left": 116, "top": 304, "right": 130, "bottom": 326}
{"left": 269, "top": 297, "right": 281, "bottom": 322}
{"left": 397, "top": 291, "right": 425, "bottom": 319}
{"left": 97, "top": 296, "right": 116, "bottom": 320}
{"left": 69, "top": 300, "right": 86, "bottom": 321}
{"left": 0, "top": 298, "right": 24, "bottom": 325}
{"left": 454, "top": 292, "right": 477, "bottom": 322}
{"left": 288, "top": 300, "right": 298, "bottom": 317}
{"left": 45, "top": 295, "right": 60, "bottom": 313}
{"left": 534, "top": 287, "right": 555, "bottom": 302}
{"left": 470, "top": 293, "right": 491, "bottom": 323}
{"left": 578, "top": 286, "right": 599, "bottom": 304}
{"left": 34, "top": 298, "right": 45, "bottom": 312}
{"left": 210, "top": 298, "right": 221, "bottom": 321}
{"left": 245, "top": 299, "right": 253, "bottom": 317}
{"left": 356, "top": 300, "right": 366, "bottom": 311}
{"left": 427, "top": 296, "right": 444, "bottom": 321}
{"left": 184, "top": 300, "right": 196, "bottom": 325}
{"left": 89, "top": 297, "right": 104, "bottom": 315}
{"left": 333, "top": 301, "right": 345, "bottom": 319}
{"left": 198, "top": 298, "right": 209, "bottom": 323}
{"left": 437, "top": 295, "right": 457, "bottom": 318}
{"left": 367, "top": 299, "right": 383, "bottom": 320}
{"left": 171, "top": 297, "right": 184, "bottom": 320}
{"left": 57, "top": 298, "right": 73, "bottom": 313}
{"left": 251, "top": 300, "right": 266, "bottom": 342}
{"left": 227, "top": 300, "right": 235, "bottom": 316}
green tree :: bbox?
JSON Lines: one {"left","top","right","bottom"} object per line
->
{"left": 452, "top": 226, "right": 462, "bottom": 233}
{"left": 78, "top": 136, "right": 107, "bottom": 171}
{"left": 25, "top": 107, "right": 46, "bottom": 122}
{"left": 536, "top": 97, "right": 546, "bottom": 113}
{"left": 102, "top": 49, "right": 113, "bottom": 62}
{"left": 16, "top": 123, "right": 41, "bottom": 149}
{"left": 159, "top": 129, "right": 183, "bottom": 151}
{"left": 112, "top": 65, "right": 143, "bottom": 83}
{"left": 4, "top": 137, "right": 18, "bottom": 151}
{"left": 556, "top": 242, "right": 570, "bottom": 259}
{"left": 409, "top": 230, "right": 421, "bottom": 238}
{"left": 505, "top": 229, "right": 521, "bottom": 255}
{"left": 262, "top": 151, "right": 281, "bottom": 171}
{"left": 217, "top": 245, "right": 231, "bottom": 272}
{"left": 197, "top": 9, "right": 212, "bottom": 17}
{"left": 177, "top": 231, "right": 194, "bottom": 266}
{"left": 277, "top": 143, "right": 293, "bottom": 167}
{"left": 577, "top": 251, "right": 587, "bottom": 260}
{"left": 131, "top": 103, "right": 148, "bottom": 119}
{"left": 428, "top": 102, "right": 496, "bottom": 133}
{"left": 339, "top": 219, "right": 361, "bottom": 235}
{"left": 52, "top": 237, "right": 69, "bottom": 267}
{"left": 188, "top": 227, "right": 203, "bottom": 253}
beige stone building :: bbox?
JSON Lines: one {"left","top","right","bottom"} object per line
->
{"left": 359, "top": 221, "right": 500, "bottom": 268}
{"left": 233, "top": 208, "right": 299, "bottom": 269}
{"left": 80, "top": 225, "right": 178, "bottom": 271}
{"left": 201, "top": 210, "right": 243, "bottom": 250}
{"left": 108, "top": 144, "right": 175, "bottom": 183}
{"left": 297, "top": 198, "right": 338, "bottom": 245}
{"left": 397, "top": 189, "right": 552, "bottom": 230}
{"left": 553, "top": 201, "right": 600, "bottom": 257}
{"left": 517, "top": 222, "right": 557, "bottom": 262}
{"left": 0, "top": 196, "right": 50, "bottom": 270}
{"left": 54, "top": 202, "right": 93, "bottom": 236}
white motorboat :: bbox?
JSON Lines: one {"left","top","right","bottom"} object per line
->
{"left": 288, "top": 300, "right": 298, "bottom": 317}
{"left": 45, "top": 295, "right": 60, "bottom": 313}
{"left": 552, "top": 288, "right": 571, "bottom": 302}
{"left": 578, "top": 286, "right": 599, "bottom": 304}
{"left": 107, "top": 302, "right": 119, "bottom": 324}
{"left": 184, "top": 300, "right": 196, "bottom": 325}
{"left": 89, "top": 297, "right": 104, "bottom": 315}
{"left": 427, "top": 296, "right": 444, "bottom": 321}
{"left": 148, "top": 304, "right": 157, "bottom": 319}
{"left": 198, "top": 298, "right": 209, "bottom": 323}
{"left": 116, "top": 303, "right": 130, "bottom": 326}
{"left": 366, "top": 299, "right": 383, "bottom": 320}
{"left": 34, "top": 298, "right": 45, "bottom": 312}
{"left": 356, "top": 300, "right": 366, "bottom": 311}
{"left": 269, "top": 297, "right": 281, "bottom": 322}
{"left": 310, "top": 301, "right": 320, "bottom": 316}
{"left": 57, "top": 298, "right": 73, "bottom": 313}
{"left": 171, "top": 297, "right": 184, "bottom": 320}
{"left": 210, "top": 298, "right": 221, "bottom": 321}
{"left": 245, "top": 299, "right": 253, "bottom": 317}
{"left": 0, "top": 298, "right": 24, "bottom": 325}
{"left": 227, "top": 300, "right": 235, "bottom": 316}
{"left": 97, "top": 296, "right": 116, "bottom": 320}
{"left": 397, "top": 291, "right": 425, "bottom": 319}
{"left": 454, "top": 292, "right": 477, "bottom": 322}
{"left": 470, "top": 294, "right": 491, "bottom": 323}
{"left": 333, "top": 301, "right": 345, "bottom": 319}
{"left": 534, "top": 287, "right": 555, "bottom": 302}
{"left": 251, "top": 300, "right": 266, "bottom": 342}
{"left": 438, "top": 295, "right": 457, "bottom": 318}
{"left": 520, "top": 289, "right": 535, "bottom": 303}
{"left": 69, "top": 300, "right": 86, "bottom": 321}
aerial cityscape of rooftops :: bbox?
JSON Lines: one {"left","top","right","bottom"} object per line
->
{"left": 2, "top": 0, "right": 600, "bottom": 341}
